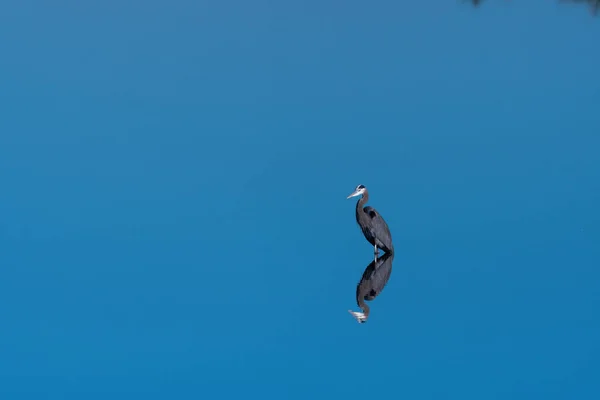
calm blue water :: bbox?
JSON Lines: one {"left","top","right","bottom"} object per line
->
{"left": 1, "top": 2, "right": 599, "bottom": 399}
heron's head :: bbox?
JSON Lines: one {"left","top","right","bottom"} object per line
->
{"left": 347, "top": 184, "right": 367, "bottom": 199}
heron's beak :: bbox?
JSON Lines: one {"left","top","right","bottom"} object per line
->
{"left": 347, "top": 190, "right": 361, "bottom": 199}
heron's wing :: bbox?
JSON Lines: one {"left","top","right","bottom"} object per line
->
{"left": 363, "top": 206, "right": 378, "bottom": 219}
{"left": 358, "top": 258, "right": 378, "bottom": 282}
{"left": 363, "top": 206, "right": 393, "bottom": 248}
{"left": 364, "top": 252, "right": 394, "bottom": 300}
{"left": 363, "top": 207, "right": 389, "bottom": 230}
{"left": 356, "top": 252, "right": 394, "bottom": 302}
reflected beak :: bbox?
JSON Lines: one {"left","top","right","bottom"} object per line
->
{"left": 347, "top": 190, "right": 361, "bottom": 199}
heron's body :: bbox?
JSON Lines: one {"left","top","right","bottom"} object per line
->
{"left": 347, "top": 185, "right": 394, "bottom": 258}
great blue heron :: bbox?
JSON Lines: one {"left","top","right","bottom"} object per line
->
{"left": 348, "top": 251, "right": 394, "bottom": 323}
{"left": 347, "top": 184, "right": 394, "bottom": 260}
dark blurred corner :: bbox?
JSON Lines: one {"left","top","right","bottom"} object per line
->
{"left": 465, "top": 0, "right": 599, "bottom": 15}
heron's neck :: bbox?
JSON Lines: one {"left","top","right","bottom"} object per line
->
{"left": 356, "top": 191, "right": 369, "bottom": 211}
{"left": 358, "top": 298, "right": 370, "bottom": 317}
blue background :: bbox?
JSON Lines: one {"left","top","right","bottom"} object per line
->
{"left": 1, "top": 1, "right": 599, "bottom": 399}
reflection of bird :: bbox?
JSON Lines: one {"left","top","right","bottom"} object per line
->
{"left": 347, "top": 184, "right": 394, "bottom": 260}
{"left": 348, "top": 251, "right": 394, "bottom": 323}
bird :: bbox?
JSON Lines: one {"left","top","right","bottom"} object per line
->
{"left": 347, "top": 184, "right": 394, "bottom": 261}
{"left": 348, "top": 251, "right": 394, "bottom": 323}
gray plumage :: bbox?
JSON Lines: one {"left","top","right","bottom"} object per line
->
{"left": 348, "top": 251, "right": 394, "bottom": 323}
{"left": 347, "top": 184, "right": 394, "bottom": 257}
